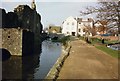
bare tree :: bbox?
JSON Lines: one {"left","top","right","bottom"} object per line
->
{"left": 80, "top": 0, "right": 120, "bottom": 33}
{"left": 83, "top": 24, "right": 95, "bottom": 43}
{"left": 83, "top": 23, "right": 96, "bottom": 36}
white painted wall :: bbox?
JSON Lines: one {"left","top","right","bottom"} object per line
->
{"left": 62, "top": 16, "right": 77, "bottom": 36}
{"left": 62, "top": 16, "right": 94, "bottom": 36}
{"left": 78, "top": 21, "right": 93, "bottom": 36}
{"left": 78, "top": 24, "right": 86, "bottom": 36}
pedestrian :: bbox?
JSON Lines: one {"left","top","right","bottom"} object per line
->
{"left": 102, "top": 38, "right": 104, "bottom": 44}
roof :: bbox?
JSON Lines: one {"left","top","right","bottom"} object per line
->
{"left": 76, "top": 18, "right": 94, "bottom": 22}
{"left": 49, "top": 26, "right": 61, "bottom": 33}
{"left": 95, "top": 20, "right": 108, "bottom": 25}
{"left": 62, "top": 16, "right": 94, "bottom": 24}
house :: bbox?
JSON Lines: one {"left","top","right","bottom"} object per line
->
{"left": 62, "top": 16, "right": 77, "bottom": 36}
{"left": 94, "top": 20, "right": 108, "bottom": 35}
{"left": 77, "top": 18, "right": 94, "bottom": 36}
{"left": 62, "top": 16, "right": 94, "bottom": 36}
{"left": 48, "top": 25, "right": 61, "bottom": 33}
{"left": 107, "top": 27, "right": 118, "bottom": 36}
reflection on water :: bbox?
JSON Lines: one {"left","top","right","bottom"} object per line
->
{"left": 2, "top": 41, "right": 61, "bottom": 80}
{"left": 34, "top": 41, "right": 61, "bottom": 79}
{"left": 2, "top": 56, "right": 22, "bottom": 79}
{"left": 107, "top": 44, "right": 120, "bottom": 50}
{"left": 22, "top": 54, "right": 40, "bottom": 79}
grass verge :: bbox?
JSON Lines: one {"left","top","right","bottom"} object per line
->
{"left": 95, "top": 45, "right": 119, "bottom": 58}
{"left": 78, "top": 36, "right": 119, "bottom": 58}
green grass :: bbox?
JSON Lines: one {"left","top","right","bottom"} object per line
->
{"left": 95, "top": 45, "right": 119, "bottom": 58}
{"left": 78, "top": 36, "right": 85, "bottom": 40}
{"left": 90, "top": 38, "right": 119, "bottom": 58}
{"left": 78, "top": 36, "right": 119, "bottom": 58}
{"left": 90, "top": 38, "right": 102, "bottom": 44}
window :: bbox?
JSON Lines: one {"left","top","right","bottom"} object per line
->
{"left": 83, "top": 29, "right": 85, "bottom": 32}
{"left": 49, "top": 27, "right": 51, "bottom": 29}
{"left": 79, "top": 29, "right": 81, "bottom": 32}
{"left": 67, "top": 32, "right": 69, "bottom": 34}
{"left": 72, "top": 22, "right": 74, "bottom": 25}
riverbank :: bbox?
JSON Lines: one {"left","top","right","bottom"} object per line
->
{"left": 2, "top": 41, "right": 62, "bottom": 80}
{"left": 45, "top": 41, "right": 71, "bottom": 80}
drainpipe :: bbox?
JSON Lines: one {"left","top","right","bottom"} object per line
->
{"left": 76, "top": 16, "right": 78, "bottom": 36}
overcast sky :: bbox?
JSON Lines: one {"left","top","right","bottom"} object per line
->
{"left": 1, "top": 0, "right": 99, "bottom": 28}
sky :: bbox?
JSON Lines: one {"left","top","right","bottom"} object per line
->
{"left": 1, "top": 0, "right": 99, "bottom": 28}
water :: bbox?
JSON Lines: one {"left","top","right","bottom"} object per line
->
{"left": 2, "top": 41, "right": 61, "bottom": 80}
{"left": 107, "top": 44, "right": 120, "bottom": 50}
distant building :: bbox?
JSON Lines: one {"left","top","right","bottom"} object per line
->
{"left": 48, "top": 25, "right": 61, "bottom": 33}
{"left": 62, "top": 16, "right": 94, "bottom": 36}
{"left": 94, "top": 20, "right": 108, "bottom": 35}
{"left": 107, "top": 27, "right": 118, "bottom": 36}
{"left": 77, "top": 18, "right": 94, "bottom": 36}
{"left": 62, "top": 16, "right": 77, "bottom": 36}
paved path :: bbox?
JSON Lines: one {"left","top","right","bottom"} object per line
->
{"left": 58, "top": 40, "right": 118, "bottom": 79}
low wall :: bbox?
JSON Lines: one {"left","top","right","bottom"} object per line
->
{"left": 45, "top": 42, "right": 71, "bottom": 80}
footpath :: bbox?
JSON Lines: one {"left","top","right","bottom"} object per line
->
{"left": 57, "top": 39, "right": 118, "bottom": 79}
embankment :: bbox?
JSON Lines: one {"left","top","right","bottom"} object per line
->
{"left": 45, "top": 42, "right": 71, "bottom": 80}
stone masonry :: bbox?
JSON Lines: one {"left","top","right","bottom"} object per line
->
{"left": 0, "top": 28, "right": 34, "bottom": 56}
{"left": 0, "top": 28, "right": 22, "bottom": 56}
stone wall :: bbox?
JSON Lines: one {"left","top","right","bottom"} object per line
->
{"left": 1, "top": 5, "right": 43, "bottom": 34}
{"left": 0, "top": 28, "right": 34, "bottom": 56}
{"left": 0, "top": 4, "right": 43, "bottom": 56}
{"left": 45, "top": 42, "right": 71, "bottom": 80}
{"left": 1, "top": 4, "right": 43, "bottom": 43}
{"left": 22, "top": 30, "right": 34, "bottom": 55}
{"left": 14, "top": 5, "right": 43, "bottom": 34}
{"left": 0, "top": 28, "right": 22, "bottom": 56}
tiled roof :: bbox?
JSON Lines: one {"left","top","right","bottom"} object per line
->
{"left": 95, "top": 20, "right": 108, "bottom": 25}
{"left": 76, "top": 18, "right": 93, "bottom": 22}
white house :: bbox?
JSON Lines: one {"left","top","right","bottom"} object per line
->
{"left": 62, "top": 16, "right": 94, "bottom": 36}
{"left": 62, "top": 16, "right": 77, "bottom": 36}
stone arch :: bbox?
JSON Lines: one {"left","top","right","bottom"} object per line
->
{"left": 0, "top": 48, "right": 11, "bottom": 61}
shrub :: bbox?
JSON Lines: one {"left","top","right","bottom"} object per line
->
{"left": 52, "top": 36, "right": 70, "bottom": 47}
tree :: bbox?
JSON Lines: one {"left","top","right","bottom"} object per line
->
{"left": 80, "top": 0, "right": 120, "bottom": 33}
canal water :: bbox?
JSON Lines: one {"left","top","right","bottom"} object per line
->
{"left": 2, "top": 41, "right": 61, "bottom": 80}
{"left": 107, "top": 44, "right": 120, "bottom": 50}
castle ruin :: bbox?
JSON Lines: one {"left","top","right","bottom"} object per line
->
{"left": 1, "top": 0, "right": 43, "bottom": 56}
